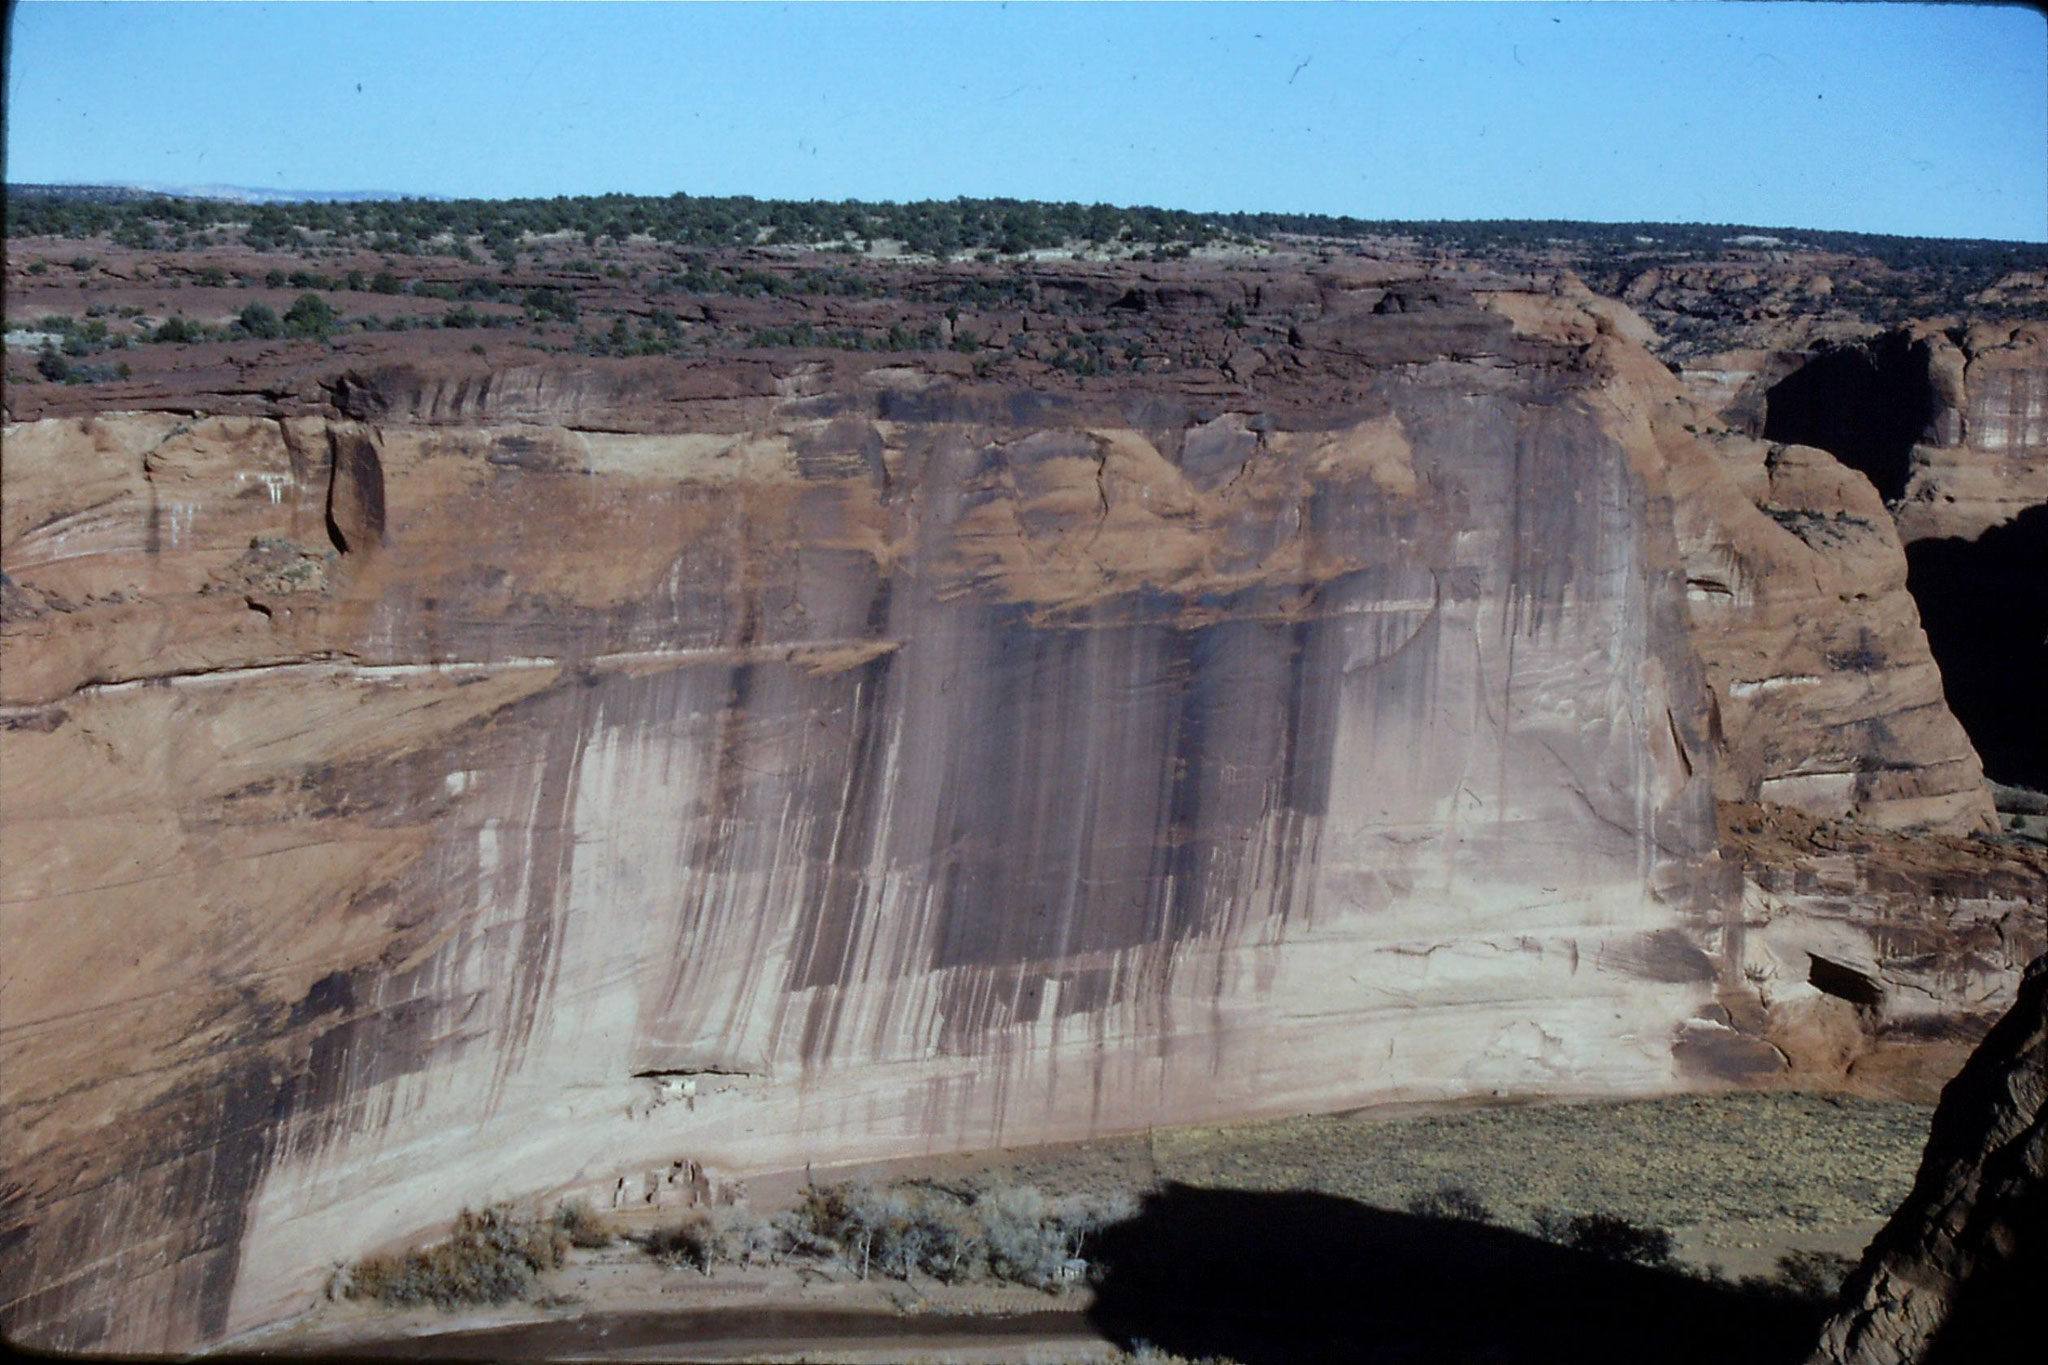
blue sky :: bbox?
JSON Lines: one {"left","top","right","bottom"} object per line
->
{"left": 6, "top": 2, "right": 2044, "bottom": 240}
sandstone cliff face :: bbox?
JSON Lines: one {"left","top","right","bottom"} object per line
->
{"left": 1895, "top": 322, "right": 2048, "bottom": 545}
{"left": 0, "top": 274, "right": 2015, "bottom": 1352}
{"left": 1719, "top": 804, "right": 2044, "bottom": 1102}
{"left": 1708, "top": 320, "right": 2048, "bottom": 792}
{"left": 1810, "top": 952, "right": 2047, "bottom": 1365}
{"left": 1477, "top": 289, "right": 1993, "bottom": 834}
{"left": 1673, "top": 318, "right": 2048, "bottom": 550}
{"left": 1670, "top": 429, "right": 1991, "bottom": 832}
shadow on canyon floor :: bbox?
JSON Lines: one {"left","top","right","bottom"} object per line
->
{"left": 1085, "top": 1183, "right": 1826, "bottom": 1365}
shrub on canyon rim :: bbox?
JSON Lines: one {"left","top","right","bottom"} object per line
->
{"left": 236, "top": 303, "right": 281, "bottom": 339}
{"left": 150, "top": 315, "right": 206, "bottom": 344}
{"left": 283, "top": 292, "right": 337, "bottom": 340}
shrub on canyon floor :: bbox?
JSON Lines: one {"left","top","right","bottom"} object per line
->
{"left": 1119, "top": 1346, "right": 1245, "bottom": 1365}
{"left": 1697, "top": 1248, "right": 1859, "bottom": 1305}
{"left": 638, "top": 1208, "right": 781, "bottom": 1275}
{"left": 344, "top": 1205, "right": 568, "bottom": 1308}
{"left": 637, "top": 1214, "right": 723, "bottom": 1275}
{"left": 1760, "top": 1248, "right": 1857, "bottom": 1302}
{"left": 974, "top": 1183, "right": 1118, "bottom": 1290}
{"left": 1532, "top": 1209, "right": 1674, "bottom": 1267}
{"left": 635, "top": 1180, "right": 1129, "bottom": 1290}
{"left": 791, "top": 1181, "right": 983, "bottom": 1282}
{"left": 1405, "top": 1183, "right": 1495, "bottom": 1224}
{"left": 551, "top": 1198, "right": 614, "bottom": 1248}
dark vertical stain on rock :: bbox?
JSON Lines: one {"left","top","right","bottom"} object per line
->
{"left": 790, "top": 652, "right": 893, "bottom": 988}
{"left": 496, "top": 687, "right": 589, "bottom": 1084}
{"left": 325, "top": 424, "right": 387, "bottom": 554}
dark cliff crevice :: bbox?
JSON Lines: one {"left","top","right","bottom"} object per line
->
{"left": 1904, "top": 504, "right": 2048, "bottom": 790}
{"left": 1763, "top": 332, "right": 1937, "bottom": 503}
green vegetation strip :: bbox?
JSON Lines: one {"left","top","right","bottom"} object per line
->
{"left": 1143, "top": 1093, "right": 1932, "bottom": 1232}
{"left": 10, "top": 186, "right": 2045, "bottom": 270}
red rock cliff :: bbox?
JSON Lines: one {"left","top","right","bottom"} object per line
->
{"left": 0, "top": 268, "right": 2018, "bottom": 1352}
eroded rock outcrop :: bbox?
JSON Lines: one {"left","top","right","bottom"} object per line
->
{"left": 1810, "top": 952, "right": 2047, "bottom": 1364}
{"left": 0, "top": 269, "right": 2022, "bottom": 1353}
{"left": 1731, "top": 321, "right": 2048, "bottom": 793}
{"left": 1720, "top": 804, "right": 2045, "bottom": 1101}
{"left": 1670, "top": 316, "right": 2048, "bottom": 549}
{"left": 1477, "top": 287, "right": 1994, "bottom": 834}
{"left": 1670, "top": 319, "right": 2048, "bottom": 550}
{"left": 1671, "top": 428, "right": 1992, "bottom": 832}
{"left": 1895, "top": 322, "right": 2048, "bottom": 545}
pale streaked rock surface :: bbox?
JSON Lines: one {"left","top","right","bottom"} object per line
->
{"left": 0, "top": 276, "right": 2021, "bottom": 1353}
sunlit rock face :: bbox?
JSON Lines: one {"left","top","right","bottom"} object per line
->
{"left": 1674, "top": 319, "right": 2048, "bottom": 548}
{"left": 1753, "top": 320, "right": 2048, "bottom": 794}
{"left": 1668, "top": 428, "right": 1994, "bottom": 833}
{"left": 1486, "top": 294, "right": 1994, "bottom": 836}
{"left": 1896, "top": 321, "right": 2048, "bottom": 545}
{"left": 0, "top": 283, "right": 1995, "bottom": 1352}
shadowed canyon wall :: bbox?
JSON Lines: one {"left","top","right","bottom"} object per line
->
{"left": 1685, "top": 319, "right": 2047, "bottom": 551}
{"left": 1906, "top": 506, "right": 2048, "bottom": 790}
{"left": 1764, "top": 330, "right": 1936, "bottom": 503}
{"left": 1811, "top": 952, "right": 2047, "bottom": 1365}
{"left": 0, "top": 277, "right": 2021, "bottom": 1352}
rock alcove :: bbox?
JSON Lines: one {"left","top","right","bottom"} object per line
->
{"left": 1764, "top": 331, "right": 1939, "bottom": 503}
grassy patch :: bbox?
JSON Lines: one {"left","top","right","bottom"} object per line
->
{"left": 1137, "top": 1092, "right": 1931, "bottom": 1233}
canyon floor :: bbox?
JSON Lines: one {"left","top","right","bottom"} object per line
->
{"left": 222, "top": 1089, "right": 1927, "bottom": 1364}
